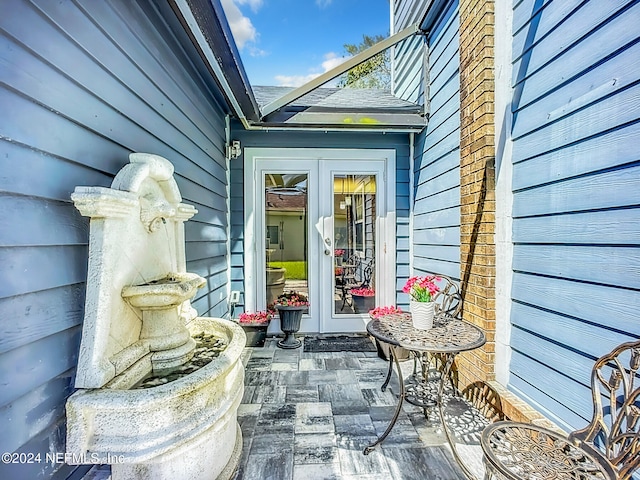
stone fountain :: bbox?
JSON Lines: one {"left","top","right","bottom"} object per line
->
{"left": 66, "top": 153, "right": 246, "bottom": 480}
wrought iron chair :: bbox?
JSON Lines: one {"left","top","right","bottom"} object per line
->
{"left": 432, "top": 275, "right": 463, "bottom": 319}
{"left": 339, "top": 256, "right": 374, "bottom": 311}
{"left": 481, "top": 338, "right": 640, "bottom": 480}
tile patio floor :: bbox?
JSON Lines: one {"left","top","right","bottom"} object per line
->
{"left": 234, "top": 336, "right": 486, "bottom": 480}
{"left": 83, "top": 335, "right": 488, "bottom": 480}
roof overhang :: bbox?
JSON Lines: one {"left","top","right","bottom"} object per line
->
{"left": 260, "top": 24, "right": 423, "bottom": 118}
{"left": 170, "top": 0, "right": 428, "bottom": 132}
{"left": 168, "top": 0, "right": 261, "bottom": 126}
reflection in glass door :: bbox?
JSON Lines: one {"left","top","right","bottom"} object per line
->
{"left": 333, "top": 175, "right": 377, "bottom": 316}
{"left": 246, "top": 148, "right": 395, "bottom": 335}
{"left": 264, "top": 173, "right": 309, "bottom": 307}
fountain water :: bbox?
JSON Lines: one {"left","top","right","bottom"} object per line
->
{"left": 66, "top": 153, "right": 246, "bottom": 480}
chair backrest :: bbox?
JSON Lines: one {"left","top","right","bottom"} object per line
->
{"left": 431, "top": 275, "right": 463, "bottom": 319}
{"left": 569, "top": 339, "right": 640, "bottom": 480}
{"left": 361, "top": 258, "right": 375, "bottom": 288}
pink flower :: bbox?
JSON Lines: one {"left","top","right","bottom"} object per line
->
{"left": 403, "top": 275, "right": 440, "bottom": 302}
{"left": 238, "top": 311, "right": 272, "bottom": 324}
{"left": 351, "top": 287, "right": 375, "bottom": 297}
{"left": 369, "top": 305, "right": 403, "bottom": 318}
{"left": 273, "top": 291, "right": 310, "bottom": 307}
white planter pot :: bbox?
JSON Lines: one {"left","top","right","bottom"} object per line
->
{"left": 410, "top": 301, "right": 435, "bottom": 330}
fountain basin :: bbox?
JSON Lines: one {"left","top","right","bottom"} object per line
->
{"left": 121, "top": 272, "right": 206, "bottom": 309}
{"left": 66, "top": 317, "right": 246, "bottom": 480}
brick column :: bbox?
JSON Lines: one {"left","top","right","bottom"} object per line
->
{"left": 457, "top": 0, "right": 496, "bottom": 388}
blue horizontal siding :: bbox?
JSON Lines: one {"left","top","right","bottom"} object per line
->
{"left": 509, "top": 0, "right": 640, "bottom": 430}
{"left": 412, "top": 0, "right": 460, "bottom": 282}
{"left": 0, "top": 1, "right": 231, "bottom": 478}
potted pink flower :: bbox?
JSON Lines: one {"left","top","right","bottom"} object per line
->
{"left": 350, "top": 287, "right": 375, "bottom": 314}
{"left": 273, "top": 291, "right": 310, "bottom": 349}
{"left": 402, "top": 275, "right": 441, "bottom": 329}
{"left": 334, "top": 249, "right": 345, "bottom": 265}
{"left": 368, "top": 305, "right": 410, "bottom": 361}
{"left": 238, "top": 310, "right": 273, "bottom": 347}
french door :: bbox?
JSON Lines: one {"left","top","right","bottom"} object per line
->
{"left": 244, "top": 148, "right": 396, "bottom": 334}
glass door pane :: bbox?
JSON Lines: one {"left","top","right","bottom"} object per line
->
{"left": 333, "top": 174, "right": 376, "bottom": 316}
{"left": 264, "top": 173, "right": 309, "bottom": 307}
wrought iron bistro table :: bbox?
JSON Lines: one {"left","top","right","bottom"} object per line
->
{"left": 364, "top": 312, "right": 486, "bottom": 455}
{"left": 481, "top": 421, "right": 617, "bottom": 480}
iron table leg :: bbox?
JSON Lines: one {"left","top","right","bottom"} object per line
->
{"left": 381, "top": 347, "right": 394, "bottom": 392}
{"left": 364, "top": 345, "right": 405, "bottom": 455}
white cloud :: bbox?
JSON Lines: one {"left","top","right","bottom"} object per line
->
{"left": 316, "top": 0, "right": 333, "bottom": 8}
{"left": 236, "top": 0, "right": 263, "bottom": 13}
{"left": 274, "top": 74, "right": 317, "bottom": 87}
{"left": 220, "top": 0, "right": 257, "bottom": 50}
{"left": 275, "top": 52, "right": 347, "bottom": 87}
{"left": 321, "top": 52, "right": 346, "bottom": 71}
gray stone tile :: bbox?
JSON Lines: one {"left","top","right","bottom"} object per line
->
{"left": 295, "top": 402, "right": 334, "bottom": 434}
{"left": 250, "top": 432, "right": 295, "bottom": 454}
{"left": 355, "top": 369, "right": 388, "bottom": 389}
{"left": 298, "top": 358, "right": 324, "bottom": 371}
{"left": 384, "top": 446, "right": 466, "bottom": 480}
{"left": 294, "top": 445, "right": 338, "bottom": 466}
{"left": 369, "top": 405, "right": 405, "bottom": 422}
{"left": 335, "top": 435, "right": 391, "bottom": 476}
{"left": 324, "top": 357, "right": 362, "bottom": 370}
{"left": 247, "top": 348, "right": 276, "bottom": 359}
{"left": 362, "top": 387, "right": 397, "bottom": 406}
{"left": 357, "top": 357, "right": 390, "bottom": 370}
{"left": 333, "top": 414, "right": 376, "bottom": 436}
{"left": 271, "top": 362, "right": 299, "bottom": 371}
{"left": 373, "top": 416, "right": 421, "bottom": 447}
{"left": 294, "top": 433, "right": 337, "bottom": 465}
{"left": 292, "top": 462, "right": 342, "bottom": 480}
{"left": 335, "top": 369, "right": 359, "bottom": 384}
{"left": 330, "top": 401, "right": 370, "bottom": 415}
{"left": 245, "top": 356, "right": 273, "bottom": 371}
{"left": 241, "top": 385, "right": 256, "bottom": 403}
{"left": 307, "top": 369, "right": 338, "bottom": 384}
{"left": 285, "top": 385, "right": 319, "bottom": 403}
{"left": 238, "top": 411, "right": 258, "bottom": 436}
{"left": 273, "top": 349, "right": 301, "bottom": 364}
{"left": 318, "top": 383, "right": 364, "bottom": 403}
{"left": 245, "top": 370, "right": 279, "bottom": 386}
{"left": 240, "top": 451, "right": 293, "bottom": 480}
{"left": 277, "top": 370, "right": 310, "bottom": 385}
{"left": 251, "top": 385, "right": 287, "bottom": 404}
{"left": 256, "top": 403, "right": 296, "bottom": 434}
{"left": 238, "top": 403, "right": 261, "bottom": 418}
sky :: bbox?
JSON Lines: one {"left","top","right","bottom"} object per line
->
{"left": 220, "top": 0, "right": 391, "bottom": 87}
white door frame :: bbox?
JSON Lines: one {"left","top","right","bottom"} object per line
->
{"left": 244, "top": 148, "right": 396, "bottom": 332}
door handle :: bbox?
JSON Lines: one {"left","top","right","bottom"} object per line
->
{"left": 324, "top": 237, "right": 332, "bottom": 246}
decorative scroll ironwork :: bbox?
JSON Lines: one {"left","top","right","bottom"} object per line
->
{"left": 569, "top": 340, "right": 640, "bottom": 480}
{"left": 482, "top": 338, "right": 640, "bottom": 480}
{"left": 482, "top": 422, "right": 616, "bottom": 480}
{"left": 367, "top": 313, "right": 485, "bottom": 353}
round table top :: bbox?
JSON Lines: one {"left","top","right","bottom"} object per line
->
{"left": 481, "top": 421, "right": 618, "bottom": 480}
{"left": 366, "top": 313, "right": 486, "bottom": 353}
